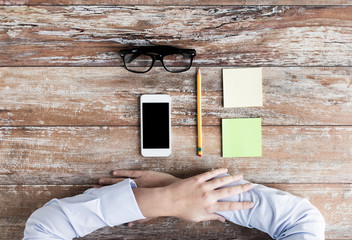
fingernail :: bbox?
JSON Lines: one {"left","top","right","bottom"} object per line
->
{"left": 220, "top": 168, "right": 228, "bottom": 173}
{"left": 99, "top": 179, "right": 104, "bottom": 184}
{"left": 113, "top": 171, "right": 118, "bottom": 176}
{"left": 248, "top": 202, "right": 254, "bottom": 208}
{"left": 246, "top": 183, "right": 253, "bottom": 190}
{"left": 218, "top": 218, "right": 225, "bottom": 223}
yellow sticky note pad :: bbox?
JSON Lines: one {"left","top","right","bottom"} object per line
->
{"left": 222, "top": 118, "right": 262, "bottom": 158}
{"left": 223, "top": 68, "right": 263, "bottom": 108}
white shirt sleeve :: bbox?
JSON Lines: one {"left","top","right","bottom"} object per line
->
{"left": 217, "top": 179, "right": 326, "bottom": 240}
{"left": 23, "top": 179, "right": 145, "bottom": 240}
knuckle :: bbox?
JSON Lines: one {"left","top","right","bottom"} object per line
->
{"left": 201, "top": 191, "right": 210, "bottom": 200}
{"left": 200, "top": 184, "right": 208, "bottom": 192}
{"left": 217, "top": 177, "right": 227, "bottom": 185}
{"left": 241, "top": 184, "right": 247, "bottom": 191}
{"left": 241, "top": 202, "right": 248, "bottom": 209}
{"left": 228, "top": 202, "right": 238, "bottom": 210}
{"left": 235, "top": 202, "right": 242, "bottom": 209}
{"left": 193, "top": 176, "right": 202, "bottom": 183}
{"left": 218, "top": 177, "right": 226, "bottom": 183}
{"left": 232, "top": 175, "right": 240, "bottom": 181}
{"left": 234, "top": 202, "right": 248, "bottom": 210}
{"left": 118, "top": 170, "right": 127, "bottom": 175}
{"left": 204, "top": 204, "right": 213, "bottom": 212}
{"left": 130, "top": 170, "right": 139, "bottom": 177}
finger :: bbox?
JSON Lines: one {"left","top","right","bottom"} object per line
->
{"left": 99, "top": 177, "right": 125, "bottom": 185}
{"left": 93, "top": 185, "right": 102, "bottom": 188}
{"left": 197, "top": 213, "right": 226, "bottom": 223}
{"left": 194, "top": 168, "right": 228, "bottom": 182}
{"left": 127, "top": 218, "right": 154, "bottom": 227}
{"left": 112, "top": 170, "right": 143, "bottom": 178}
{"left": 215, "top": 201, "right": 254, "bottom": 212}
{"left": 206, "top": 174, "right": 243, "bottom": 190}
{"left": 215, "top": 183, "right": 253, "bottom": 199}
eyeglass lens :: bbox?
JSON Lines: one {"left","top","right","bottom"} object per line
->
{"left": 162, "top": 53, "right": 193, "bottom": 72}
{"left": 124, "top": 53, "right": 153, "bottom": 73}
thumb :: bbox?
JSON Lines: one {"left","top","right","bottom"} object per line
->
{"left": 200, "top": 214, "right": 226, "bottom": 223}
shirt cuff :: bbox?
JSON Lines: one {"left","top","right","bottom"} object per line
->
{"left": 98, "top": 178, "right": 146, "bottom": 226}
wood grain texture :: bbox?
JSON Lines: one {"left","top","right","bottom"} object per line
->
{"left": 1, "top": 1, "right": 351, "bottom": 239}
{"left": 1, "top": 126, "right": 351, "bottom": 185}
{"left": 1, "top": 67, "right": 352, "bottom": 126}
{"left": 2, "top": 0, "right": 352, "bottom": 6}
{"left": 0, "top": 184, "right": 350, "bottom": 239}
{"left": 1, "top": 6, "right": 352, "bottom": 67}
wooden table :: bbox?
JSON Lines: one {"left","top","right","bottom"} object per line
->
{"left": 1, "top": 1, "right": 352, "bottom": 239}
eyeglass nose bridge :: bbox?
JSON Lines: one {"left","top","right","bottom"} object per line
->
{"left": 137, "top": 53, "right": 165, "bottom": 71}
{"left": 148, "top": 53, "right": 163, "bottom": 60}
{"left": 154, "top": 54, "right": 168, "bottom": 69}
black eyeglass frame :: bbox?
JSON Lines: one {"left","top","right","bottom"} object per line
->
{"left": 119, "top": 46, "right": 196, "bottom": 73}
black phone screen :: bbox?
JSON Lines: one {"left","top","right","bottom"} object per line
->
{"left": 142, "top": 103, "right": 170, "bottom": 149}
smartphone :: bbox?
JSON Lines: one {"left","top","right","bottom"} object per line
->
{"left": 140, "top": 94, "right": 171, "bottom": 157}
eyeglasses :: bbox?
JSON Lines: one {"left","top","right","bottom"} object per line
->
{"left": 119, "top": 46, "right": 196, "bottom": 73}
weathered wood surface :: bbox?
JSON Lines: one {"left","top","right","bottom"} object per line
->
{"left": 2, "top": 0, "right": 352, "bottom": 6}
{"left": 1, "top": 67, "right": 352, "bottom": 126}
{"left": 1, "top": 126, "right": 351, "bottom": 185}
{"left": 0, "top": 184, "right": 350, "bottom": 239}
{"left": 1, "top": 6, "right": 352, "bottom": 67}
{"left": 1, "top": 1, "right": 351, "bottom": 239}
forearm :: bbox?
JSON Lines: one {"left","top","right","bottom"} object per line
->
{"left": 133, "top": 169, "right": 254, "bottom": 223}
{"left": 23, "top": 179, "right": 145, "bottom": 240}
{"left": 132, "top": 187, "right": 170, "bottom": 218}
{"left": 217, "top": 180, "right": 326, "bottom": 240}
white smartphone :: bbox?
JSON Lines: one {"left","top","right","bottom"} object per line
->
{"left": 140, "top": 94, "right": 171, "bottom": 157}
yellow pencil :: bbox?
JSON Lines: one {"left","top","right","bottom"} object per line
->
{"left": 197, "top": 68, "right": 203, "bottom": 157}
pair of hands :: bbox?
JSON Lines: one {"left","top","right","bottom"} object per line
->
{"left": 98, "top": 168, "right": 254, "bottom": 224}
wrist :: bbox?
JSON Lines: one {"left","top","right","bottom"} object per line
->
{"left": 133, "top": 187, "right": 171, "bottom": 218}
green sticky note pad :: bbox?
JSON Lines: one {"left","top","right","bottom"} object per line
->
{"left": 222, "top": 118, "right": 262, "bottom": 157}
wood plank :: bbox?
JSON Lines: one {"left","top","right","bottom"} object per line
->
{"left": 0, "top": 184, "right": 350, "bottom": 239}
{"left": 1, "top": 67, "right": 352, "bottom": 126}
{"left": 2, "top": 0, "right": 352, "bottom": 6}
{"left": 1, "top": 126, "right": 351, "bottom": 184}
{"left": 1, "top": 6, "right": 352, "bottom": 66}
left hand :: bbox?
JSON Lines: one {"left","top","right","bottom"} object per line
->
{"left": 98, "top": 169, "right": 180, "bottom": 188}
